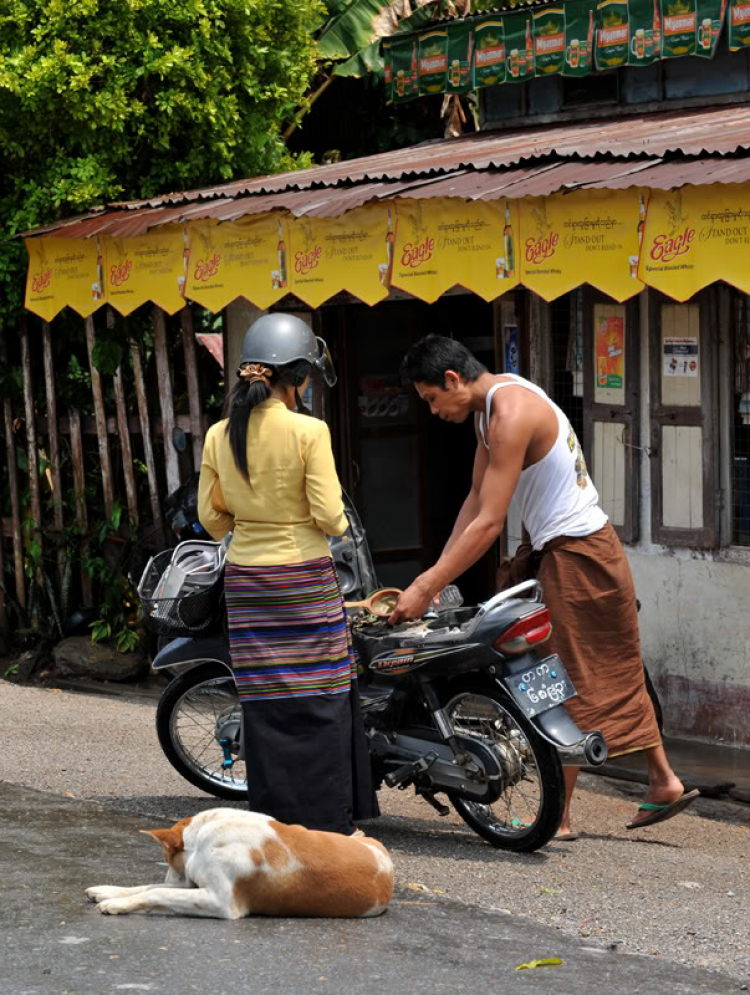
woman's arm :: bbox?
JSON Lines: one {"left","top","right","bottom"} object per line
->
{"left": 304, "top": 421, "right": 348, "bottom": 537}
{"left": 197, "top": 431, "right": 235, "bottom": 541}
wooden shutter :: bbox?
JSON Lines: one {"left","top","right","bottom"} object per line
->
{"left": 583, "top": 291, "right": 641, "bottom": 543}
{"left": 650, "top": 290, "right": 717, "bottom": 548}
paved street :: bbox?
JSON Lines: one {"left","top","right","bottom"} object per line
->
{"left": 1, "top": 679, "right": 749, "bottom": 994}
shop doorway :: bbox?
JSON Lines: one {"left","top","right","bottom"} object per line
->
{"left": 322, "top": 294, "right": 500, "bottom": 605}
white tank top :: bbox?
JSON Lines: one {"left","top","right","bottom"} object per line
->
{"left": 479, "top": 375, "right": 608, "bottom": 551}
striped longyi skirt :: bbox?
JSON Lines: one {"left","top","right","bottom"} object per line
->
{"left": 224, "top": 555, "right": 379, "bottom": 834}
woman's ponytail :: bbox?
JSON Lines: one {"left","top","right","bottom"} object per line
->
{"left": 225, "top": 376, "right": 270, "bottom": 480}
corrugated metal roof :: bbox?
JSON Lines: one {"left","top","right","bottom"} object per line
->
{"left": 105, "top": 104, "right": 750, "bottom": 209}
{"left": 20, "top": 104, "right": 750, "bottom": 239}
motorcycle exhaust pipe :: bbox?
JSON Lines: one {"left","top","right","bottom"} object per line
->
{"left": 533, "top": 707, "right": 608, "bottom": 766}
{"left": 557, "top": 732, "right": 608, "bottom": 768}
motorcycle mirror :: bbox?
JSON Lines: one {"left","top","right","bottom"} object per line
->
{"left": 172, "top": 426, "right": 187, "bottom": 453}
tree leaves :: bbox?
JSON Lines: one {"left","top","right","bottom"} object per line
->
{"left": 0, "top": 0, "right": 322, "bottom": 331}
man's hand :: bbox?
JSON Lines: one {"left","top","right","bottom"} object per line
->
{"left": 388, "top": 578, "right": 435, "bottom": 625}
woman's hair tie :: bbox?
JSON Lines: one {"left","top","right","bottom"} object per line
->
{"left": 239, "top": 363, "right": 273, "bottom": 385}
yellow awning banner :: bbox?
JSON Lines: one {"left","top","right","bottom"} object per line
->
{"left": 25, "top": 236, "right": 104, "bottom": 321}
{"left": 103, "top": 226, "right": 186, "bottom": 316}
{"left": 287, "top": 205, "right": 390, "bottom": 308}
{"left": 391, "top": 198, "right": 519, "bottom": 303}
{"left": 519, "top": 189, "right": 645, "bottom": 302}
{"left": 184, "top": 216, "right": 287, "bottom": 313}
{"left": 638, "top": 184, "right": 750, "bottom": 301}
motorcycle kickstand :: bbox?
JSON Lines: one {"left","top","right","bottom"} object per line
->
{"left": 415, "top": 787, "right": 450, "bottom": 817}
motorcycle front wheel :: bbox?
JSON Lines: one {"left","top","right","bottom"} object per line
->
{"left": 156, "top": 662, "right": 247, "bottom": 801}
{"left": 443, "top": 685, "right": 565, "bottom": 852}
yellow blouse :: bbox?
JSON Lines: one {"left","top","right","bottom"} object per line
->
{"left": 197, "top": 399, "right": 348, "bottom": 566}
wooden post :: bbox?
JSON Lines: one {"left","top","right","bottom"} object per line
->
{"left": 20, "top": 318, "right": 43, "bottom": 541}
{"left": 0, "top": 331, "right": 25, "bottom": 609}
{"left": 113, "top": 363, "right": 139, "bottom": 529}
{"left": 84, "top": 315, "right": 115, "bottom": 520}
{"left": 42, "top": 321, "right": 64, "bottom": 579}
{"left": 69, "top": 407, "right": 93, "bottom": 607}
{"left": 108, "top": 309, "right": 139, "bottom": 528}
{"left": 180, "top": 306, "right": 205, "bottom": 471}
{"left": 152, "top": 306, "right": 181, "bottom": 494}
{"left": 0, "top": 512, "right": 7, "bottom": 639}
{"left": 130, "top": 339, "right": 161, "bottom": 525}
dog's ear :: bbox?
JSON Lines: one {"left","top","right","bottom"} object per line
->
{"left": 141, "top": 827, "right": 182, "bottom": 853}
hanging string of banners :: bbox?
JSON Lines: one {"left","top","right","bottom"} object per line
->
{"left": 24, "top": 184, "right": 750, "bottom": 320}
{"left": 383, "top": 0, "right": 741, "bottom": 103}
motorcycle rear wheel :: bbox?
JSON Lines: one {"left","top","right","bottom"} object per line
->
{"left": 443, "top": 685, "right": 565, "bottom": 852}
{"left": 156, "top": 662, "right": 247, "bottom": 801}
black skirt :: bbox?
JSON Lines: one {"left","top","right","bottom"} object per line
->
{"left": 241, "top": 682, "right": 379, "bottom": 834}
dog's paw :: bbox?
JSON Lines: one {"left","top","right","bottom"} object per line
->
{"left": 86, "top": 886, "right": 124, "bottom": 904}
{"left": 97, "top": 898, "right": 126, "bottom": 916}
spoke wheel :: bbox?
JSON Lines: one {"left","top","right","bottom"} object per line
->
{"left": 156, "top": 663, "right": 248, "bottom": 800}
{"left": 444, "top": 686, "right": 564, "bottom": 852}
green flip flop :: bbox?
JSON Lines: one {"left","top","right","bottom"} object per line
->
{"left": 626, "top": 788, "right": 700, "bottom": 830}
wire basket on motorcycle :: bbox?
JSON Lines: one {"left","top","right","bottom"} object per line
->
{"left": 137, "top": 537, "right": 229, "bottom": 638}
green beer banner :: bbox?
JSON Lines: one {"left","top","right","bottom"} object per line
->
{"left": 597, "top": 0, "right": 630, "bottom": 68}
{"left": 728, "top": 0, "right": 750, "bottom": 49}
{"left": 418, "top": 29, "right": 448, "bottom": 95}
{"left": 534, "top": 7, "right": 567, "bottom": 75}
{"left": 445, "top": 18, "right": 474, "bottom": 92}
{"left": 504, "top": 12, "right": 535, "bottom": 81}
{"left": 661, "top": 0, "right": 698, "bottom": 57}
{"left": 473, "top": 17, "right": 507, "bottom": 87}
{"left": 386, "top": 0, "right": 730, "bottom": 103}
{"left": 563, "top": 0, "right": 597, "bottom": 75}
{"left": 627, "top": 0, "right": 662, "bottom": 65}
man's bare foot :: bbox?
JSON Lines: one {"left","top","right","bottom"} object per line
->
{"left": 628, "top": 773, "right": 694, "bottom": 828}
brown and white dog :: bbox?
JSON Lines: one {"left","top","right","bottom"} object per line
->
{"left": 86, "top": 808, "right": 394, "bottom": 920}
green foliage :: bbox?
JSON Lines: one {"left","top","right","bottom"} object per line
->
{"left": 0, "top": 0, "right": 323, "bottom": 331}
{"left": 317, "top": 0, "right": 393, "bottom": 60}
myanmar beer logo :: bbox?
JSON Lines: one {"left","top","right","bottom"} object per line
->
{"left": 525, "top": 202, "right": 559, "bottom": 263}
{"left": 110, "top": 259, "right": 132, "bottom": 286}
{"left": 650, "top": 192, "right": 695, "bottom": 262}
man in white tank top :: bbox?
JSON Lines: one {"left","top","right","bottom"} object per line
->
{"left": 391, "top": 335, "right": 697, "bottom": 839}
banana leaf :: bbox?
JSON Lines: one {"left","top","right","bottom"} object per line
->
{"left": 333, "top": 38, "right": 386, "bottom": 76}
{"left": 317, "top": 0, "right": 397, "bottom": 60}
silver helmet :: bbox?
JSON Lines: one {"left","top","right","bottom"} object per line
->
{"left": 239, "top": 313, "right": 336, "bottom": 387}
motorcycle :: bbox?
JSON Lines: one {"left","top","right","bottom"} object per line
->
{"left": 137, "top": 486, "right": 607, "bottom": 853}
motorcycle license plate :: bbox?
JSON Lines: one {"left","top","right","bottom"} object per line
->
{"left": 504, "top": 654, "right": 576, "bottom": 719}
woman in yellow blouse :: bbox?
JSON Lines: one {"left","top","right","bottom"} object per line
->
{"left": 198, "top": 314, "right": 378, "bottom": 835}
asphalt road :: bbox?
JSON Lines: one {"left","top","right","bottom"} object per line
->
{"left": 1, "top": 679, "right": 749, "bottom": 994}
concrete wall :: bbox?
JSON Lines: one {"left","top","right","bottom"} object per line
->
{"left": 628, "top": 548, "right": 750, "bottom": 746}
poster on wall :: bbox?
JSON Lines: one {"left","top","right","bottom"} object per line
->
{"left": 596, "top": 315, "right": 625, "bottom": 388}
{"left": 663, "top": 335, "right": 700, "bottom": 376}
{"left": 504, "top": 324, "right": 520, "bottom": 373}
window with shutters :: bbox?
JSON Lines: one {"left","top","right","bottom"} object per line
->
{"left": 649, "top": 290, "right": 717, "bottom": 548}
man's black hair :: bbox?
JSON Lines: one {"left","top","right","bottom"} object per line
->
{"left": 400, "top": 334, "right": 487, "bottom": 387}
